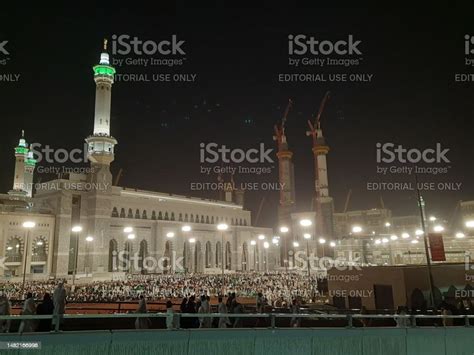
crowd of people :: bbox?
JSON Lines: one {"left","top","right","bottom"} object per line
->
{"left": 0, "top": 272, "right": 320, "bottom": 304}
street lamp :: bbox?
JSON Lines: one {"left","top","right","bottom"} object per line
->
{"left": 71, "top": 225, "right": 83, "bottom": 285}
{"left": 385, "top": 222, "right": 391, "bottom": 227}
{"left": 299, "top": 219, "right": 312, "bottom": 227}
{"left": 466, "top": 220, "right": 474, "bottom": 228}
{"left": 189, "top": 238, "right": 196, "bottom": 243}
{"left": 390, "top": 235, "right": 398, "bottom": 241}
{"left": 279, "top": 226, "right": 289, "bottom": 271}
{"left": 303, "top": 233, "right": 311, "bottom": 278}
{"left": 352, "top": 225, "right": 362, "bottom": 234}
{"left": 455, "top": 232, "right": 465, "bottom": 239}
{"left": 258, "top": 234, "right": 265, "bottom": 240}
{"left": 402, "top": 233, "right": 410, "bottom": 239}
{"left": 166, "top": 232, "right": 175, "bottom": 238}
{"left": 21, "top": 221, "right": 35, "bottom": 291}
{"left": 415, "top": 229, "right": 424, "bottom": 236}
{"left": 85, "top": 236, "right": 94, "bottom": 276}
{"left": 329, "top": 241, "right": 336, "bottom": 248}
{"left": 123, "top": 226, "right": 133, "bottom": 233}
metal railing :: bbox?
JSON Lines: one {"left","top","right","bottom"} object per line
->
{"left": 0, "top": 313, "right": 473, "bottom": 333}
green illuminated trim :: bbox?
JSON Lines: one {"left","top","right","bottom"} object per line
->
{"left": 15, "top": 147, "right": 28, "bottom": 155}
{"left": 93, "top": 65, "right": 116, "bottom": 76}
{"left": 26, "top": 158, "right": 36, "bottom": 166}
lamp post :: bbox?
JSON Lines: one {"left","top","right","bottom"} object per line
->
{"left": 181, "top": 225, "right": 191, "bottom": 273}
{"left": 71, "top": 225, "right": 83, "bottom": 285}
{"left": 127, "top": 233, "right": 136, "bottom": 273}
{"left": 85, "top": 236, "right": 94, "bottom": 277}
{"left": 21, "top": 221, "right": 35, "bottom": 292}
{"left": 217, "top": 223, "right": 228, "bottom": 294}
{"left": 303, "top": 233, "right": 311, "bottom": 278}
{"left": 258, "top": 234, "right": 265, "bottom": 272}
{"left": 279, "top": 226, "right": 289, "bottom": 271}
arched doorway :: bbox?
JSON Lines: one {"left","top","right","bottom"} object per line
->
{"left": 194, "top": 241, "right": 202, "bottom": 273}
{"left": 215, "top": 241, "right": 221, "bottom": 268}
{"left": 163, "top": 241, "right": 172, "bottom": 274}
{"left": 108, "top": 239, "right": 118, "bottom": 272}
{"left": 225, "top": 242, "right": 231, "bottom": 270}
{"left": 138, "top": 240, "right": 148, "bottom": 274}
{"left": 205, "top": 241, "right": 212, "bottom": 268}
{"left": 242, "top": 242, "right": 248, "bottom": 271}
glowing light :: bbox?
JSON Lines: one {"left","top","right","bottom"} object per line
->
{"left": 455, "top": 232, "right": 465, "bottom": 239}
{"left": 123, "top": 227, "right": 133, "bottom": 233}
{"left": 71, "top": 225, "right": 82, "bottom": 233}
{"left": 382, "top": 238, "right": 389, "bottom": 243}
{"left": 22, "top": 221, "right": 36, "bottom": 229}
{"left": 465, "top": 220, "right": 474, "bottom": 228}
{"left": 429, "top": 216, "right": 436, "bottom": 222}
{"left": 329, "top": 241, "right": 336, "bottom": 247}
{"left": 303, "top": 233, "right": 311, "bottom": 240}
{"left": 293, "top": 241, "right": 299, "bottom": 247}
{"left": 166, "top": 232, "right": 175, "bottom": 238}
{"left": 411, "top": 239, "right": 419, "bottom": 244}
{"left": 318, "top": 238, "right": 326, "bottom": 244}
{"left": 85, "top": 236, "right": 94, "bottom": 242}
{"left": 375, "top": 239, "right": 381, "bottom": 245}
{"left": 217, "top": 223, "right": 228, "bottom": 231}
{"left": 272, "top": 237, "right": 279, "bottom": 244}
{"left": 263, "top": 242, "right": 269, "bottom": 249}
{"left": 415, "top": 229, "right": 424, "bottom": 236}
{"left": 280, "top": 226, "right": 289, "bottom": 233}
{"left": 258, "top": 234, "right": 265, "bottom": 240}
{"left": 299, "top": 219, "right": 312, "bottom": 227}
{"left": 385, "top": 222, "right": 391, "bottom": 227}
{"left": 182, "top": 225, "right": 191, "bottom": 232}
{"left": 352, "top": 226, "right": 362, "bottom": 233}
{"left": 127, "top": 234, "right": 136, "bottom": 240}
{"left": 93, "top": 65, "right": 116, "bottom": 76}
{"left": 402, "top": 233, "right": 410, "bottom": 239}
{"left": 36, "top": 241, "right": 43, "bottom": 246}
{"left": 250, "top": 240, "right": 256, "bottom": 246}
{"left": 433, "top": 225, "right": 444, "bottom": 232}
{"left": 390, "top": 235, "right": 398, "bottom": 241}
{"left": 189, "top": 238, "right": 196, "bottom": 243}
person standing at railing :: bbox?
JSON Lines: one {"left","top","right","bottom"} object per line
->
{"left": 52, "top": 281, "right": 66, "bottom": 330}
{"left": 232, "top": 298, "right": 244, "bottom": 328}
{"left": 395, "top": 306, "right": 411, "bottom": 327}
{"left": 134, "top": 295, "right": 151, "bottom": 329}
{"left": 290, "top": 298, "right": 301, "bottom": 327}
{"left": 198, "top": 295, "right": 212, "bottom": 328}
{"left": 19, "top": 292, "right": 36, "bottom": 333}
{"left": 36, "top": 293, "right": 54, "bottom": 332}
{"left": 180, "top": 297, "right": 188, "bottom": 328}
{"left": 0, "top": 291, "right": 11, "bottom": 333}
{"left": 166, "top": 300, "right": 176, "bottom": 330}
{"left": 217, "top": 296, "right": 230, "bottom": 328}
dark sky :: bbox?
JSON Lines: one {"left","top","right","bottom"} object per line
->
{"left": 1, "top": 4, "right": 473, "bottom": 228}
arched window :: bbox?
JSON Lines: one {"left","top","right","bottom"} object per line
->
{"left": 194, "top": 241, "right": 202, "bottom": 273}
{"left": 206, "top": 216, "right": 210, "bottom": 224}
{"left": 6, "top": 237, "right": 22, "bottom": 263}
{"left": 127, "top": 209, "right": 133, "bottom": 218}
{"left": 205, "top": 241, "right": 212, "bottom": 268}
{"left": 32, "top": 236, "right": 47, "bottom": 262}
{"left": 158, "top": 211, "right": 163, "bottom": 220}
{"left": 120, "top": 208, "right": 126, "bottom": 218}
{"left": 164, "top": 241, "right": 171, "bottom": 274}
{"left": 142, "top": 210, "right": 147, "bottom": 219}
{"left": 231, "top": 218, "right": 234, "bottom": 225}
{"left": 215, "top": 241, "right": 221, "bottom": 268}
{"left": 225, "top": 242, "right": 231, "bottom": 270}
{"left": 179, "top": 213, "right": 183, "bottom": 222}
{"left": 135, "top": 209, "right": 141, "bottom": 219}
{"left": 211, "top": 216, "right": 215, "bottom": 224}
{"left": 184, "top": 214, "right": 188, "bottom": 222}
{"left": 183, "top": 241, "right": 190, "bottom": 273}
{"left": 152, "top": 211, "right": 157, "bottom": 220}
{"left": 124, "top": 241, "right": 133, "bottom": 272}
{"left": 138, "top": 240, "right": 148, "bottom": 273}
{"left": 108, "top": 239, "right": 118, "bottom": 272}
{"left": 164, "top": 212, "right": 169, "bottom": 220}
{"left": 243, "top": 220, "right": 247, "bottom": 226}
{"left": 242, "top": 242, "right": 248, "bottom": 271}
{"left": 190, "top": 214, "right": 194, "bottom": 223}
{"left": 171, "top": 212, "right": 175, "bottom": 221}
{"left": 112, "top": 207, "right": 119, "bottom": 217}
{"left": 200, "top": 215, "right": 205, "bottom": 223}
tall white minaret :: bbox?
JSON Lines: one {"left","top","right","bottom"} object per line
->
{"left": 24, "top": 151, "right": 37, "bottom": 197}
{"left": 8, "top": 131, "right": 28, "bottom": 196}
{"left": 85, "top": 40, "right": 117, "bottom": 186}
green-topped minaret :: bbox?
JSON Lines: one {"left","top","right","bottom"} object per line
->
{"left": 85, "top": 39, "right": 118, "bottom": 187}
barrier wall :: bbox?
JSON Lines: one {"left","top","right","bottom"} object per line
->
{"left": 1, "top": 328, "right": 474, "bottom": 355}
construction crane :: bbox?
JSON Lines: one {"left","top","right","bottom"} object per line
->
{"left": 273, "top": 99, "right": 293, "bottom": 150}
{"left": 114, "top": 168, "right": 123, "bottom": 186}
{"left": 306, "top": 91, "right": 330, "bottom": 143}
{"left": 343, "top": 189, "right": 352, "bottom": 213}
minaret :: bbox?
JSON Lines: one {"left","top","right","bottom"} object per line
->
{"left": 85, "top": 39, "right": 117, "bottom": 187}
{"left": 273, "top": 100, "right": 296, "bottom": 267}
{"left": 8, "top": 130, "right": 28, "bottom": 196}
{"left": 24, "top": 151, "right": 37, "bottom": 197}
{"left": 307, "top": 92, "right": 334, "bottom": 244}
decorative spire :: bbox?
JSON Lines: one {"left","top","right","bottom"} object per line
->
{"left": 103, "top": 38, "right": 108, "bottom": 51}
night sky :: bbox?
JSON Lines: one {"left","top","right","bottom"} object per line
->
{"left": 1, "top": 5, "right": 473, "bottom": 228}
